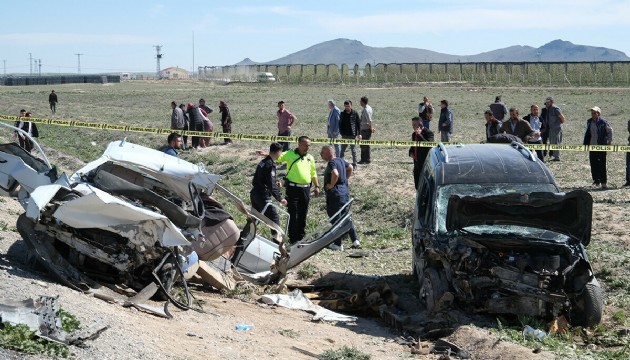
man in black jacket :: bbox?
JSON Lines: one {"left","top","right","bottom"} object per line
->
{"left": 186, "top": 103, "right": 205, "bottom": 149}
{"left": 251, "top": 143, "right": 287, "bottom": 231}
{"left": 409, "top": 117, "right": 434, "bottom": 189}
{"left": 339, "top": 100, "right": 361, "bottom": 169}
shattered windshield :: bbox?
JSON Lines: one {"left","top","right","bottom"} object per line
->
{"left": 436, "top": 183, "right": 559, "bottom": 234}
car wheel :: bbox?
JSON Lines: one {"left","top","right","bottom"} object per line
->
{"left": 422, "top": 268, "right": 450, "bottom": 313}
{"left": 572, "top": 279, "right": 604, "bottom": 327}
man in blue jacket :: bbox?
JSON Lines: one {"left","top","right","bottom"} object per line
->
{"left": 583, "top": 106, "right": 613, "bottom": 189}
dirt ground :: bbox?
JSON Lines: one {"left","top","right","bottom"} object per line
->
{"left": 0, "top": 195, "right": 553, "bottom": 359}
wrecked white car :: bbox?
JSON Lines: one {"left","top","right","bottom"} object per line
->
{"left": 413, "top": 143, "right": 604, "bottom": 327}
{"left": 0, "top": 123, "right": 353, "bottom": 315}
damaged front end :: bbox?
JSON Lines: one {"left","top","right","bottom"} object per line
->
{"left": 417, "top": 190, "right": 603, "bottom": 327}
{"left": 0, "top": 122, "right": 354, "bottom": 316}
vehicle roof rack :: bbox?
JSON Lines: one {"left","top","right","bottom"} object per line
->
{"left": 510, "top": 141, "right": 536, "bottom": 162}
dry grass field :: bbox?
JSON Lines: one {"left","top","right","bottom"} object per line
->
{"left": 1, "top": 81, "right": 630, "bottom": 358}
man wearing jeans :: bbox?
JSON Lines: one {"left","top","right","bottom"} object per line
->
{"left": 320, "top": 145, "right": 359, "bottom": 251}
{"left": 339, "top": 100, "right": 360, "bottom": 169}
{"left": 277, "top": 101, "right": 297, "bottom": 151}
{"left": 358, "top": 96, "right": 373, "bottom": 164}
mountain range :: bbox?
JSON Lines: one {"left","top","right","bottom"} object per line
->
{"left": 235, "top": 39, "right": 630, "bottom": 66}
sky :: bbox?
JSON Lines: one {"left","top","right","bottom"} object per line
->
{"left": 1, "top": 0, "right": 629, "bottom": 75}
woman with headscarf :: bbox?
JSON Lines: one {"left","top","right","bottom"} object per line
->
{"left": 219, "top": 100, "right": 232, "bottom": 145}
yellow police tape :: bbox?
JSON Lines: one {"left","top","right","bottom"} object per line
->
{"left": 1, "top": 114, "right": 628, "bottom": 152}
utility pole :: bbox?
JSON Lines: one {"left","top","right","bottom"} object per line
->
{"left": 192, "top": 32, "right": 195, "bottom": 79}
{"left": 38, "top": 59, "right": 42, "bottom": 76}
{"left": 154, "top": 45, "right": 163, "bottom": 79}
{"left": 75, "top": 53, "right": 83, "bottom": 74}
{"left": 3, "top": 60, "right": 5, "bottom": 75}
{"left": 29, "top": 53, "right": 33, "bottom": 75}
{"left": 34, "top": 59, "right": 38, "bottom": 75}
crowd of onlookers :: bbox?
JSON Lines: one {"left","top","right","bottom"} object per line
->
{"left": 7, "top": 89, "right": 630, "bottom": 251}
{"left": 168, "top": 98, "right": 232, "bottom": 155}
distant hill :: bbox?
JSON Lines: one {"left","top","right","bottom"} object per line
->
{"left": 235, "top": 39, "right": 630, "bottom": 65}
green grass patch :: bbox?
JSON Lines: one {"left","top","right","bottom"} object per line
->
{"left": 58, "top": 308, "right": 81, "bottom": 333}
{"left": 0, "top": 323, "right": 69, "bottom": 358}
{"left": 276, "top": 328, "right": 300, "bottom": 338}
{"left": 320, "top": 346, "right": 371, "bottom": 360}
{"left": 296, "top": 263, "right": 319, "bottom": 280}
{"left": 221, "top": 285, "right": 256, "bottom": 302}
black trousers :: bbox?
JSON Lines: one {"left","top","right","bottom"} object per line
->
{"left": 191, "top": 122, "right": 204, "bottom": 148}
{"left": 286, "top": 185, "right": 310, "bottom": 244}
{"left": 360, "top": 129, "right": 372, "bottom": 162}
{"left": 326, "top": 192, "right": 358, "bottom": 246}
{"left": 589, "top": 151, "right": 607, "bottom": 184}
{"left": 413, "top": 161, "right": 422, "bottom": 189}
{"left": 250, "top": 193, "right": 279, "bottom": 226}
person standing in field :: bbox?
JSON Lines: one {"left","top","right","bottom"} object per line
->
{"left": 583, "top": 106, "right": 613, "bottom": 189}
{"left": 327, "top": 99, "right": 341, "bottom": 157}
{"left": 438, "top": 100, "right": 453, "bottom": 142}
{"left": 484, "top": 110, "right": 502, "bottom": 141}
{"left": 409, "top": 117, "right": 434, "bottom": 189}
{"left": 543, "top": 96, "right": 566, "bottom": 161}
{"left": 358, "top": 96, "right": 374, "bottom": 164}
{"left": 48, "top": 90, "right": 58, "bottom": 114}
{"left": 489, "top": 95, "right": 507, "bottom": 121}
{"left": 418, "top": 96, "right": 433, "bottom": 129}
{"left": 219, "top": 100, "right": 232, "bottom": 145}
{"left": 499, "top": 107, "right": 536, "bottom": 143}
{"left": 14, "top": 111, "right": 39, "bottom": 153}
{"left": 170, "top": 101, "right": 186, "bottom": 149}
{"left": 198, "top": 98, "right": 213, "bottom": 117}
{"left": 251, "top": 142, "right": 287, "bottom": 235}
{"left": 339, "top": 100, "right": 360, "bottom": 169}
{"left": 186, "top": 102, "right": 205, "bottom": 149}
{"left": 179, "top": 103, "right": 189, "bottom": 149}
{"left": 277, "top": 101, "right": 297, "bottom": 152}
{"left": 320, "top": 145, "right": 360, "bottom": 251}
{"left": 198, "top": 98, "right": 214, "bottom": 147}
{"left": 276, "top": 136, "right": 319, "bottom": 244}
{"left": 522, "top": 104, "right": 544, "bottom": 161}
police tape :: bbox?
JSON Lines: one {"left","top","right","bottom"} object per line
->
{"left": 1, "top": 114, "right": 628, "bottom": 152}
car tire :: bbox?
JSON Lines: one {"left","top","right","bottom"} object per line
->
{"left": 572, "top": 279, "right": 604, "bottom": 327}
{"left": 422, "top": 268, "right": 450, "bottom": 313}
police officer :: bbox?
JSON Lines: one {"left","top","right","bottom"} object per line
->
{"left": 276, "top": 136, "right": 320, "bottom": 244}
{"left": 251, "top": 143, "right": 287, "bottom": 230}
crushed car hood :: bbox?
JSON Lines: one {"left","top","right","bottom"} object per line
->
{"left": 70, "top": 140, "right": 221, "bottom": 198}
{"left": 446, "top": 190, "right": 593, "bottom": 245}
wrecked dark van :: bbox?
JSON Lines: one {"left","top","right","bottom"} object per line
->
{"left": 412, "top": 142, "right": 603, "bottom": 327}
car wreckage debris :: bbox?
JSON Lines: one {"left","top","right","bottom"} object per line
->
{"left": 0, "top": 295, "right": 108, "bottom": 345}
{"left": 0, "top": 124, "right": 355, "bottom": 318}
